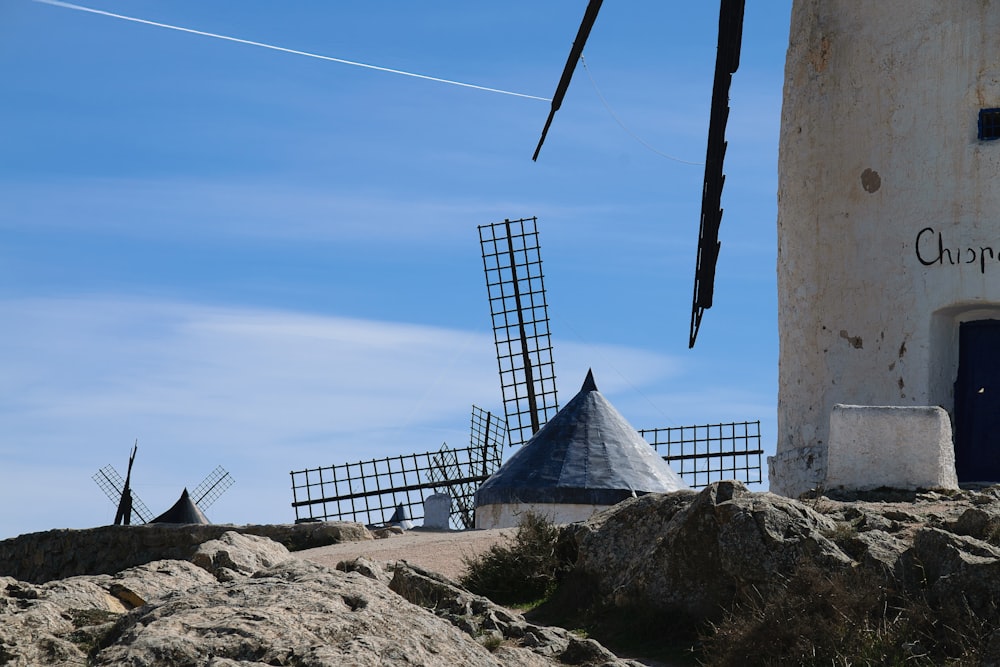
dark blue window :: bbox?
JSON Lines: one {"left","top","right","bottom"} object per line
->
{"left": 979, "top": 108, "right": 1000, "bottom": 141}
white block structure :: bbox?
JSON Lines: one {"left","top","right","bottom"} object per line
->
{"left": 825, "top": 405, "right": 958, "bottom": 492}
{"left": 771, "top": 1, "right": 1000, "bottom": 495}
{"left": 422, "top": 493, "right": 452, "bottom": 530}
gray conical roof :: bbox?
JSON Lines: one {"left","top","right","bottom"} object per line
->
{"left": 476, "top": 370, "right": 689, "bottom": 507}
{"left": 150, "top": 488, "right": 210, "bottom": 524}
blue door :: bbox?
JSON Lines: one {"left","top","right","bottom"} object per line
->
{"left": 954, "top": 319, "right": 1000, "bottom": 482}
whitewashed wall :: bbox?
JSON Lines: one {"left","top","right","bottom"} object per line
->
{"left": 474, "top": 502, "right": 610, "bottom": 529}
{"left": 772, "top": 0, "right": 1000, "bottom": 496}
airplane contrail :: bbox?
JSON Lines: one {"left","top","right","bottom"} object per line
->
{"left": 33, "top": 0, "right": 552, "bottom": 102}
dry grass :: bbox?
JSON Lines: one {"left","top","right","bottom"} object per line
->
{"left": 459, "top": 512, "right": 571, "bottom": 606}
{"left": 700, "top": 562, "right": 998, "bottom": 666}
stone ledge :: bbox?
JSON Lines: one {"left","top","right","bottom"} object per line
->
{"left": 825, "top": 404, "right": 958, "bottom": 492}
{"left": 0, "top": 521, "right": 370, "bottom": 584}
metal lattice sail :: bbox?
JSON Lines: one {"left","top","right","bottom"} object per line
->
{"left": 427, "top": 406, "right": 506, "bottom": 528}
{"left": 478, "top": 217, "right": 560, "bottom": 446}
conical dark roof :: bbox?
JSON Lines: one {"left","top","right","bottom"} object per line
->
{"left": 388, "top": 504, "right": 413, "bottom": 529}
{"left": 477, "top": 370, "right": 689, "bottom": 506}
{"left": 150, "top": 488, "right": 210, "bottom": 524}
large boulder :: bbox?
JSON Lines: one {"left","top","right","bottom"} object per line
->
{"left": 909, "top": 527, "right": 1000, "bottom": 618}
{"left": 387, "top": 562, "right": 639, "bottom": 666}
{"left": 191, "top": 531, "right": 292, "bottom": 579}
{"left": 568, "top": 481, "right": 853, "bottom": 618}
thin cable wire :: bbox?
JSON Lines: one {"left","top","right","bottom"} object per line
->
{"left": 33, "top": 0, "right": 551, "bottom": 102}
{"left": 580, "top": 55, "right": 703, "bottom": 165}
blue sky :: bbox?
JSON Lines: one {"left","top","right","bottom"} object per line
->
{"left": 0, "top": 1, "right": 792, "bottom": 539}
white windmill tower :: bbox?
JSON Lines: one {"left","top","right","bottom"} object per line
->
{"left": 771, "top": 1, "right": 1000, "bottom": 495}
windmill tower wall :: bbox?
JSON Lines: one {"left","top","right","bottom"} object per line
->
{"left": 771, "top": 1, "right": 1000, "bottom": 496}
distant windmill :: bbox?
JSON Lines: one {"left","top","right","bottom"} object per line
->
{"left": 478, "top": 217, "right": 560, "bottom": 446}
{"left": 93, "top": 443, "right": 153, "bottom": 525}
{"left": 532, "top": 0, "right": 746, "bottom": 347}
{"left": 93, "top": 446, "right": 234, "bottom": 524}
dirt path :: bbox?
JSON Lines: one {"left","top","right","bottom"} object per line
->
{"left": 294, "top": 527, "right": 517, "bottom": 582}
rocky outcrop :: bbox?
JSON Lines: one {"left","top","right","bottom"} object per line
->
{"left": 567, "top": 481, "right": 851, "bottom": 618}
{"left": 0, "top": 521, "right": 370, "bottom": 584}
{"left": 7, "top": 483, "right": 1000, "bottom": 665}
{"left": 0, "top": 559, "right": 220, "bottom": 666}
{"left": 384, "top": 561, "right": 636, "bottom": 666}
{"left": 190, "top": 531, "right": 293, "bottom": 580}
{"left": 564, "top": 480, "right": 1000, "bottom": 624}
{"left": 0, "top": 530, "right": 635, "bottom": 666}
{"left": 91, "top": 560, "right": 558, "bottom": 667}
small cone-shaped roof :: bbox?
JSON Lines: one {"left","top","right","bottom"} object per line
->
{"left": 477, "top": 370, "right": 689, "bottom": 507}
{"left": 388, "top": 504, "right": 413, "bottom": 529}
{"left": 150, "top": 488, "right": 210, "bottom": 524}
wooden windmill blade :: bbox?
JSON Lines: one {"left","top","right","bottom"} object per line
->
{"left": 689, "top": 0, "right": 746, "bottom": 348}
{"left": 112, "top": 443, "right": 138, "bottom": 525}
{"left": 532, "top": 0, "right": 604, "bottom": 161}
{"left": 424, "top": 407, "right": 507, "bottom": 529}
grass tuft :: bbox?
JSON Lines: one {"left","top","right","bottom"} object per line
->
{"left": 460, "top": 512, "right": 570, "bottom": 606}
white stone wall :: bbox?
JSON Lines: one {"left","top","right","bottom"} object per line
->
{"left": 772, "top": 1, "right": 1000, "bottom": 496}
{"left": 474, "top": 502, "right": 608, "bottom": 529}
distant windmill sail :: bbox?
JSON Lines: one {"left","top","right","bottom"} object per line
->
{"left": 191, "top": 465, "right": 234, "bottom": 511}
{"left": 690, "top": 0, "right": 746, "bottom": 347}
{"left": 113, "top": 442, "right": 138, "bottom": 526}
{"left": 425, "top": 407, "right": 506, "bottom": 529}
{"left": 478, "top": 217, "right": 560, "bottom": 446}
{"left": 93, "top": 445, "right": 154, "bottom": 525}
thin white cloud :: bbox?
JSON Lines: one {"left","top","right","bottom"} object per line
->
{"left": 1, "top": 297, "right": 496, "bottom": 442}
{"left": 0, "top": 178, "right": 618, "bottom": 246}
{"left": 0, "top": 295, "right": 685, "bottom": 538}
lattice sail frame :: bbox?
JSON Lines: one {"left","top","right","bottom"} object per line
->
{"left": 479, "top": 217, "right": 559, "bottom": 446}
{"left": 428, "top": 406, "right": 506, "bottom": 528}
{"left": 690, "top": 0, "right": 746, "bottom": 347}
{"left": 640, "top": 420, "right": 763, "bottom": 488}
{"left": 192, "top": 466, "right": 235, "bottom": 511}
{"left": 290, "top": 407, "right": 505, "bottom": 530}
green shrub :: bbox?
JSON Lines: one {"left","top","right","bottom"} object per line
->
{"left": 460, "top": 512, "right": 571, "bottom": 606}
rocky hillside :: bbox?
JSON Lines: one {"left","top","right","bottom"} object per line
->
{"left": 0, "top": 529, "right": 637, "bottom": 666}
{"left": 6, "top": 481, "right": 1000, "bottom": 665}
